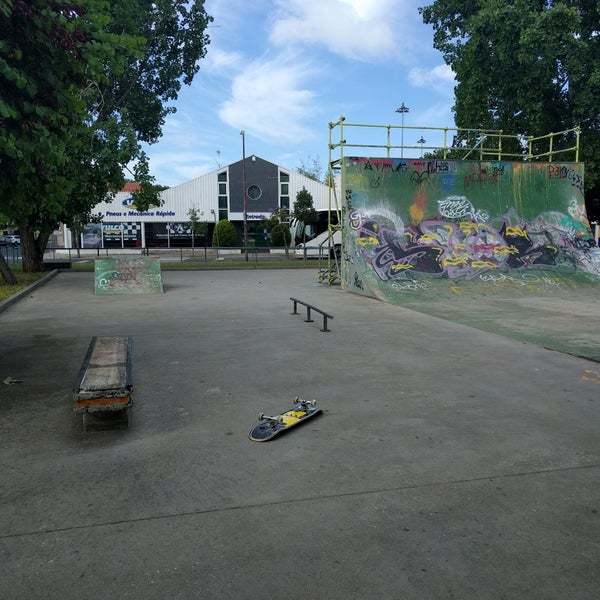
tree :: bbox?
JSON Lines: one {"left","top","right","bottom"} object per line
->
{"left": 0, "top": 211, "right": 16, "bottom": 284}
{"left": 0, "top": 254, "right": 17, "bottom": 285}
{"left": 188, "top": 208, "right": 208, "bottom": 249}
{"left": 0, "top": 0, "right": 212, "bottom": 271}
{"left": 293, "top": 187, "right": 317, "bottom": 246}
{"left": 266, "top": 208, "right": 290, "bottom": 232}
{"left": 420, "top": 0, "right": 600, "bottom": 220}
{"left": 266, "top": 208, "right": 291, "bottom": 252}
{"left": 297, "top": 156, "right": 323, "bottom": 182}
{"left": 212, "top": 220, "right": 236, "bottom": 247}
{"left": 270, "top": 224, "right": 291, "bottom": 247}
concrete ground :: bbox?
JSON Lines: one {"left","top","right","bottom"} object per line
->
{"left": 1, "top": 270, "right": 599, "bottom": 600}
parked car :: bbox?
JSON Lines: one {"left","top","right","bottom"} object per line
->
{"left": 82, "top": 231, "right": 102, "bottom": 248}
{"left": 0, "top": 234, "right": 20, "bottom": 246}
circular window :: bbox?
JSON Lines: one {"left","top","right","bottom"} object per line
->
{"left": 247, "top": 184, "right": 262, "bottom": 201}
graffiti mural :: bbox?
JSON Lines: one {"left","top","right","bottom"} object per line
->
{"left": 343, "top": 158, "right": 599, "bottom": 299}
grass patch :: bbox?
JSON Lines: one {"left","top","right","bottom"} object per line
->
{"left": 70, "top": 259, "right": 319, "bottom": 271}
{"left": 0, "top": 271, "right": 44, "bottom": 302}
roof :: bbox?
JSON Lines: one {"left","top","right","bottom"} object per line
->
{"left": 122, "top": 182, "right": 141, "bottom": 193}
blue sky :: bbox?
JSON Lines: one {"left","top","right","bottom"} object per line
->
{"left": 146, "top": 0, "right": 457, "bottom": 187}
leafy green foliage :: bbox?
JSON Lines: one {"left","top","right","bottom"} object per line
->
{"left": 293, "top": 187, "right": 317, "bottom": 224}
{"left": 212, "top": 219, "right": 237, "bottom": 247}
{"left": 270, "top": 224, "right": 291, "bottom": 247}
{"left": 188, "top": 207, "right": 208, "bottom": 244}
{"left": 0, "top": 0, "right": 212, "bottom": 270}
{"left": 421, "top": 0, "right": 600, "bottom": 212}
{"left": 266, "top": 208, "right": 290, "bottom": 231}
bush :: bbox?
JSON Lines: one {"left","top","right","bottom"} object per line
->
{"left": 212, "top": 219, "right": 237, "bottom": 247}
{"left": 270, "top": 224, "right": 291, "bottom": 247}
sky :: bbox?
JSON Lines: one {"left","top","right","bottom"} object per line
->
{"left": 146, "top": 0, "right": 457, "bottom": 187}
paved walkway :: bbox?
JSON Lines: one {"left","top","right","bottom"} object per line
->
{"left": 0, "top": 271, "right": 599, "bottom": 599}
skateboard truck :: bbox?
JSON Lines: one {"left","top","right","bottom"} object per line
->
{"left": 258, "top": 413, "right": 283, "bottom": 425}
{"left": 294, "top": 397, "right": 316, "bottom": 410}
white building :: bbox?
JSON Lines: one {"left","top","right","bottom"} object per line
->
{"left": 65, "top": 155, "right": 333, "bottom": 249}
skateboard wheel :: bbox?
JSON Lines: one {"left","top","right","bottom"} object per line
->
{"left": 258, "top": 413, "right": 265, "bottom": 420}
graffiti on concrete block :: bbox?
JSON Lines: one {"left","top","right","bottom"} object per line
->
{"left": 95, "top": 257, "right": 163, "bottom": 295}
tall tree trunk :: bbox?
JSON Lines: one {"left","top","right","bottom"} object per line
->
{"left": 0, "top": 253, "right": 17, "bottom": 284}
{"left": 21, "top": 225, "right": 51, "bottom": 273}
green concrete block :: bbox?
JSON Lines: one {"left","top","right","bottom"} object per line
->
{"left": 94, "top": 257, "right": 163, "bottom": 295}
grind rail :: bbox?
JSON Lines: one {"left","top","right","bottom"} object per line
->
{"left": 290, "top": 297, "right": 334, "bottom": 332}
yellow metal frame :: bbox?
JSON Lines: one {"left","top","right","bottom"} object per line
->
{"left": 324, "top": 116, "right": 581, "bottom": 285}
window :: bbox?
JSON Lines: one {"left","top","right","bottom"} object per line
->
{"left": 218, "top": 171, "right": 227, "bottom": 182}
{"left": 218, "top": 195, "right": 228, "bottom": 209}
{"left": 280, "top": 183, "right": 289, "bottom": 195}
{"left": 280, "top": 172, "right": 289, "bottom": 182}
{"left": 280, "top": 196, "right": 289, "bottom": 209}
{"left": 247, "top": 184, "right": 262, "bottom": 201}
{"left": 218, "top": 209, "right": 228, "bottom": 221}
{"left": 219, "top": 183, "right": 227, "bottom": 195}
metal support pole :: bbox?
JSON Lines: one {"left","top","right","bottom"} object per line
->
{"left": 338, "top": 116, "right": 345, "bottom": 288}
{"left": 291, "top": 299, "right": 298, "bottom": 314}
{"left": 443, "top": 128, "right": 448, "bottom": 159}
{"left": 305, "top": 306, "right": 313, "bottom": 323}
{"left": 498, "top": 132, "right": 502, "bottom": 161}
{"left": 576, "top": 128, "right": 580, "bottom": 162}
{"left": 386, "top": 126, "right": 391, "bottom": 158}
{"left": 241, "top": 130, "right": 248, "bottom": 262}
{"left": 401, "top": 112, "right": 404, "bottom": 158}
{"left": 321, "top": 315, "right": 329, "bottom": 333}
{"left": 549, "top": 133, "right": 553, "bottom": 163}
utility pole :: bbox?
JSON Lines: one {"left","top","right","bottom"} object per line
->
{"left": 240, "top": 130, "right": 248, "bottom": 261}
{"left": 395, "top": 102, "right": 409, "bottom": 158}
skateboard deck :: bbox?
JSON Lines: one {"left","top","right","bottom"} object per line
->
{"left": 249, "top": 398, "right": 322, "bottom": 442}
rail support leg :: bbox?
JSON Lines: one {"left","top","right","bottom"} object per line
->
{"left": 305, "top": 306, "right": 314, "bottom": 323}
{"left": 291, "top": 300, "right": 298, "bottom": 315}
{"left": 321, "top": 315, "right": 330, "bottom": 333}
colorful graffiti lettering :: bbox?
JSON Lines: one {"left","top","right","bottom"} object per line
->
{"left": 343, "top": 157, "right": 598, "bottom": 298}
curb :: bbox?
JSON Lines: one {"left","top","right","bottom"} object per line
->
{"left": 0, "top": 269, "right": 58, "bottom": 316}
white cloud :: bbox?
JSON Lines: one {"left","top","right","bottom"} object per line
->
{"left": 269, "top": 0, "right": 423, "bottom": 62}
{"left": 218, "top": 54, "right": 318, "bottom": 144}
{"left": 408, "top": 63, "right": 456, "bottom": 92}
{"left": 203, "top": 48, "right": 244, "bottom": 74}
{"left": 147, "top": 152, "right": 217, "bottom": 187}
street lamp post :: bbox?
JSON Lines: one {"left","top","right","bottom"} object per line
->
{"left": 240, "top": 130, "right": 248, "bottom": 262}
{"left": 395, "top": 102, "right": 409, "bottom": 158}
{"left": 417, "top": 136, "right": 426, "bottom": 158}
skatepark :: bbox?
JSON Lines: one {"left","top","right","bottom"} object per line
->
{"left": 1, "top": 267, "right": 600, "bottom": 599}
{"left": 2, "top": 120, "right": 600, "bottom": 599}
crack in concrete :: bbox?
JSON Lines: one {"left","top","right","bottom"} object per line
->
{"left": 2, "top": 462, "right": 599, "bottom": 541}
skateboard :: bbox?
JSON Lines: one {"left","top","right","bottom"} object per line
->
{"left": 249, "top": 398, "right": 322, "bottom": 442}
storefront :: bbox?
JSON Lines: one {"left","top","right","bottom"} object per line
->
{"left": 67, "top": 156, "right": 331, "bottom": 249}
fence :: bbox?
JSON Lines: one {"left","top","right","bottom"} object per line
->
{"left": 40, "top": 244, "right": 334, "bottom": 265}
{"left": 0, "top": 244, "right": 21, "bottom": 263}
